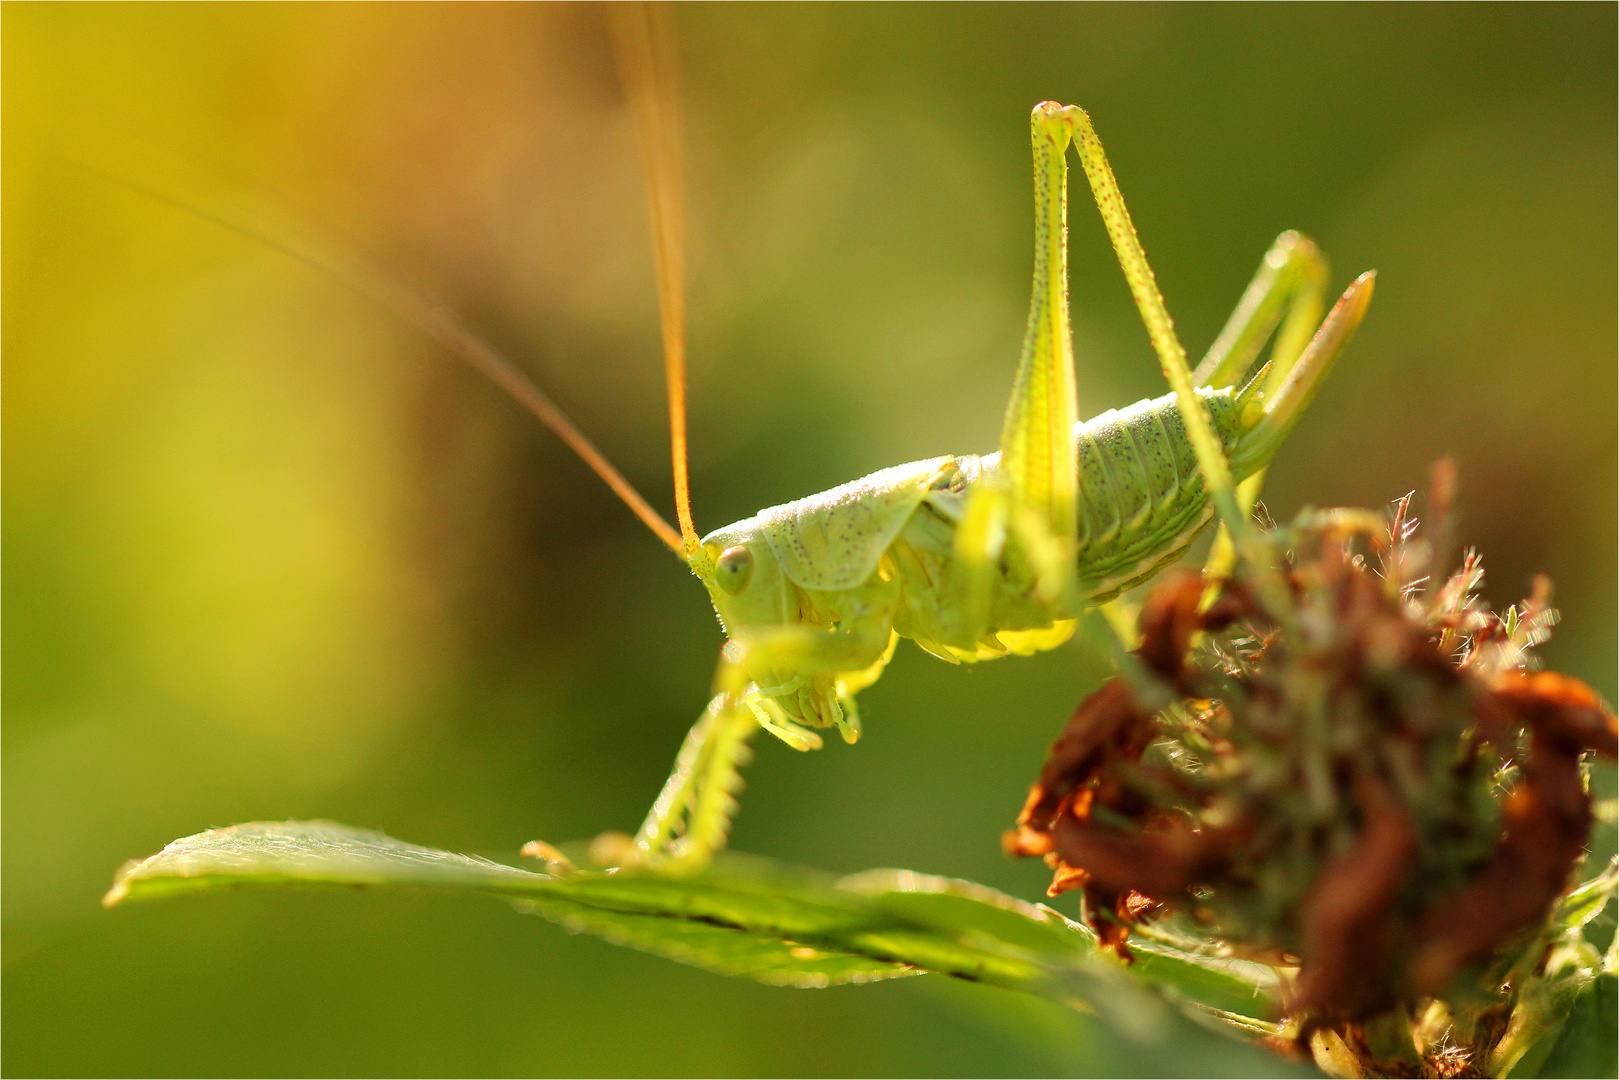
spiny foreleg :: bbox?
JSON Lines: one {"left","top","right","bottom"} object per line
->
{"left": 615, "top": 654, "right": 762, "bottom": 871}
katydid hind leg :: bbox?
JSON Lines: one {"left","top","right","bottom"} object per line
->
{"left": 996, "top": 104, "right": 1083, "bottom": 598}
{"left": 1063, "top": 104, "right": 1372, "bottom": 591}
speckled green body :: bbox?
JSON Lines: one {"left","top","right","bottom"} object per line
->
{"left": 1070, "top": 385, "right": 1249, "bottom": 601}
{"left": 697, "top": 384, "right": 1254, "bottom": 735}
{"left": 632, "top": 101, "right": 1373, "bottom": 866}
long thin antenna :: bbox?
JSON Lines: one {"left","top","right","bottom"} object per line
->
{"left": 72, "top": 161, "right": 688, "bottom": 558}
{"left": 608, "top": 1, "right": 704, "bottom": 564}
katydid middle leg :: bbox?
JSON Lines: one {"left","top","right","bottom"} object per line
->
{"left": 1193, "top": 231, "right": 1332, "bottom": 583}
{"left": 1196, "top": 230, "right": 1330, "bottom": 393}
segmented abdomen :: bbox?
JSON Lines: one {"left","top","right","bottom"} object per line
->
{"left": 1073, "top": 387, "right": 1244, "bottom": 603}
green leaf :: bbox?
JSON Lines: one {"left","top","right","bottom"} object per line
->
{"left": 1130, "top": 938, "right": 1283, "bottom": 1024}
{"left": 1553, "top": 855, "right": 1618, "bottom": 933}
{"left": 840, "top": 869, "right": 1279, "bottom": 1022}
{"left": 522, "top": 897, "right": 916, "bottom": 988}
{"left": 104, "top": 819, "right": 547, "bottom": 901}
{"left": 106, "top": 822, "right": 923, "bottom": 987}
{"left": 106, "top": 820, "right": 1296, "bottom": 1065}
{"left": 1530, "top": 971, "right": 1617, "bottom": 1078}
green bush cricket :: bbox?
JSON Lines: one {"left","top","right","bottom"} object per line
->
{"left": 117, "top": 7, "right": 1375, "bottom": 874}
{"left": 571, "top": 7, "right": 1376, "bottom": 870}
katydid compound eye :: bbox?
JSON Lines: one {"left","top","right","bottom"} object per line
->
{"left": 715, "top": 545, "right": 753, "bottom": 594}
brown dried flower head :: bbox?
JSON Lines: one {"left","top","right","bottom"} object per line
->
{"left": 1007, "top": 482, "right": 1616, "bottom": 1039}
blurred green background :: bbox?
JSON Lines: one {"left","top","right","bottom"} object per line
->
{"left": 5, "top": 3, "right": 1614, "bottom": 1076}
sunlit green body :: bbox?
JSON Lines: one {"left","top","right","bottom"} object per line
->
{"left": 622, "top": 103, "right": 1375, "bottom": 868}
{"left": 697, "top": 386, "right": 1253, "bottom": 737}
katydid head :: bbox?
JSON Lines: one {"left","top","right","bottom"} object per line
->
{"left": 691, "top": 519, "right": 793, "bottom": 641}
